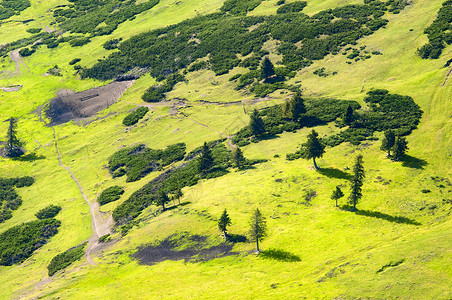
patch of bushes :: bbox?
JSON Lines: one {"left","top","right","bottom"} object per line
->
{"left": 69, "top": 37, "right": 90, "bottom": 47}
{"left": 417, "top": 0, "right": 452, "bottom": 59}
{"left": 35, "top": 205, "right": 62, "bottom": 219}
{"left": 26, "top": 28, "right": 42, "bottom": 34}
{"left": 276, "top": 1, "right": 307, "bottom": 14}
{"left": 108, "top": 143, "right": 186, "bottom": 182}
{"left": 47, "top": 242, "right": 86, "bottom": 276}
{"left": 123, "top": 107, "right": 149, "bottom": 126}
{"left": 220, "top": 0, "right": 263, "bottom": 15}
{"left": 19, "top": 47, "right": 35, "bottom": 57}
{"left": 0, "top": 218, "right": 61, "bottom": 265}
{"left": 99, "top": 234, "right": 111, "bottom": 243}
{"left": 0, "top": 0, "right": 30, "bottom": 20}
{"left": 69, "top": 58, "right": 81, "bottom": 65}
{"left": 0, "top": 176, "right": 35, "bottom": 223}
{"left": 142, "top": 74, "right": 185, "bottom": 102}
{"left": 103, "top": 38, "right": 122, "bottom": 50}
{"left": 97, "top": 186, "right": 124, "bottom": 205}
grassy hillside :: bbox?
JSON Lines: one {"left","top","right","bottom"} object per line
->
{"left": 0, "top": 0, "right": 450, "bottom": 299}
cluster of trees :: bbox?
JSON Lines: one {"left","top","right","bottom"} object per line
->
{"left": 47, "top": 242, "right": 86, "bottom": 276}
{"left": 82, "top": 1, "right": 403, "bottom": 82}
{"left": 108, "top": 143, "right": 186, "bottom": 182}
{"left": 97, "top": 186, "right": 124, "bottom": 206}
{"left": 381, "top": 130, "right": 408, "bottom": 161}
{"left": 35, "top": 205, "right": 62, "bottom": 219}
{"left": 417, "top": 0, "right": 451, "bottom": 59}
{"left": 122, "top": 107, "right": 149, "bottom": 126}
{"left": 0, "top": 0, "right": 30, "bottom": 20}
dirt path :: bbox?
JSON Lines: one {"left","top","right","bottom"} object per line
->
{"left": 10, "top": 50, "right": 30, "bottom": 74}
{"left": 441, "top": 67, "right": 452, "bottom": 87}
{"left": 51, "top": 127, "right": 113, "bottom": 264}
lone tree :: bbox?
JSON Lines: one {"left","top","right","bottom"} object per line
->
{"left": 381, "top": 129, "right": 396, "bottom": 157}
{"left": 342, "top": 104, "right": 354, "bottom": 125}
{"left": 392, "top": 136, "right": 408, "bottom": 161}
{"left": 232, "top": 146, "right": 246, "bottom": 169}
{"left": 4, "top": 118, "right": 24, "bottom": 158}
{"left": 173, "top": 189, "right": 183, "bottom": 205}
{"left": 218, "top": 209, "right": 232, "bottom": 236}
{"left": 349, "top": 155, "right": 365, "bottom": 211}
{"left": 283, "top": 92, "right": 306, "bottom": 121}
{"left": 302, "top": 129, "right": 326, "bottom": 170}
{"left": 249, "top": 208, "right": 267, "bottom": 253}
{"left": 260, "top": 57, "right": 275, "bottom": 81}
{"left": 249, "top": 109, "right": 265, "bottom": 137}
{"left": 331, "top": 186, "right": 344, "bottom": 207}
{"left": 199, "top": 142, "right": 214, "bottom": 173}
{"left": 156, "top": 191, "right": 170, "bottom": 210}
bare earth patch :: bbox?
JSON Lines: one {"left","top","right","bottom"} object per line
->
{"left": 132, "top": 233, "right": 238, "bottom": 265}
{"left": 46, "top": 81, "right": 134, "bottom": 125}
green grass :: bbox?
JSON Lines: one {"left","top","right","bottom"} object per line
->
{"left": 0, "top": 0, "right": 451, "bottom": 298}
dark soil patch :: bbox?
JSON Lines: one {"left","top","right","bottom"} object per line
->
{"left": 45, "top": 81, "right": 134, "bottom": 125}
{"left": 133, "top": 233, "right": 238, "bottom": 265}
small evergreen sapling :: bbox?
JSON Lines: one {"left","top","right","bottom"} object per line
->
{"left": 249, "top": 109, "right": 265, "bottom": 137}
{"left": 331, "top": 186, "right": 344, "bottom": 207}
{"left": 381, "top": 129, "right": 396, "bottom": 157}
{"left": 199, "top": 142, "right": 214, "bottom": 173}
{"left": 232, "top": 146, "right": 246, "bottom": 169}
{"left": 218, "top": 209, "right": 232, "bottom": 236}
{"left": 349, "top": 155, "right": 365, "bottom": 211}
{"left": 260, "top": 57, "right": 275, "bottom": 81}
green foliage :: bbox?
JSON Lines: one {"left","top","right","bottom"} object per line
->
{"left": 103, "top": 38, "right": 122, "bottom": 50}
{"left": 381, "top": 129, "right": 396, "bottom": 156}
{"left": 276, "top": 1, "right": 307, "bottom": 14}
{"left": 0, "top": 0, "right": 30, "bottom": 20}
{"left": 220, "top": 0, "right": 263, "bottom": 15}
{"left": 218, "top": 209, "right": 232, "bottom": 234}
{"left": 302, "top": 130, "right": 326, "bottom": 169}
{"left": 47, "top": 242, "right": 86, "bottom": 276}
{"left": 69, "top": 37, "right": 90, "bottom": 47}
{"left": 342, "top": 104, "right": 354, "bottom": 125}
{"left": 83, "top": 2, "right": 403, "bottom": 81}
{"left": 331, "top": 186, "right": 344, "bottom": 207}
{"left": 26, "top": 28, "right": 42, "bottom": 34}
{"left": 98, "top": 234, "right": 111, "bottom": 243}
{"left": 349, "top": 155, "right": 365, "bottom": 211}
{"left": 249, "top": 208, "right": 267, "bottom": 252}
{"left": 260, "top": 57, "right": 275, "bottom": 80}
{"left": 392, "top": 136, "right": 408, "bottom": 161}
{"left": 249, "top": 109, "right": 265, "bottom": 137}
{"left": 68, "top": 58, "right": 81, "bottom": 65}
{"left": 418, "top": 0, "right": 452, "bottom": 59}
{"left": 0, "top": 219, "right": 61, "bottom": 266}
{"left": 35, "top": 205, "right": 62, "bottom": 219}
{"left": 108, "top": 143, "right": 186, "bottom": 182}
{"left": 97, "top": 186, "right": 124, "bottom": 206}
{"left": 199, "top": 142, "right": 214, "bottom": 173}
{"left": 282, "top": 92, "right": 306, "bottom": 121}
{"left": 0, "top": 176, "right": 34, "bottom": 224}
{"left": 156, "top": 191, "right": 170, "bottom": 210}
{"left": 123, "top": 107, "right": 149, "bottom": 126}
{"left": 231, "top": 147, "right": 246, "bottom": 169}
{"left": 18, "top": 47, "right": 35, "bottom": 57}
{"left": 142, "top": 74, "right": 185, "bottom": 102}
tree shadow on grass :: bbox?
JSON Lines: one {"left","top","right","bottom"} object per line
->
{"left": 340, "top": 205, "right": 421, "bottom": 225}
{"left": 317, "top": 168, "right": 353, "bottom": 181}
{"left": 12, "top": 153, "right": 45, "bottom": 162}
{"left": 259, "top": 248, "right": 301, "bottom": 262}
{"left": 226, "top": 233, "right": 247, "bottom": 243}
{"left": 400, "top": 155, "right": 428, "bottom": 169}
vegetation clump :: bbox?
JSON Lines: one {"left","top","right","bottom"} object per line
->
{"left": 0, "top": 0, "right": 30, "bottom": 20}
{"left": 0, "top": 219, "right": 61, "bottom": 265}
{"left": 123, "top": 107, "right": 149, "bottom": 126}
{"left": 0, "top": 176, "right": 34, "bottom": 223}
{"left": 97, "top": 186, "right": 125, "bottom": 205}
{"left": 47, "top": 242, "right": 87, "bottom": 276}
{"left": 35, "top": 205, "right": 62, "bottom": 219}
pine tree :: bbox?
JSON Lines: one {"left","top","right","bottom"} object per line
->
{"left": 302, "top": 129, "right": 326, "bottom": 169}
{"left": 249, "top": 109, "right": 265, "bottom": 137}
{"left": 199, "top": 142, "right": 214, "bottom": 173}
{"left": 260, "top": 57, "right": 275, "bottom": 81}
{"left": 173, "top": 189, "right": 183, "bottom": 205}
{"left": 231, "top": 146, "right": 246, "bottom": 169}
{"left": 283, "top": 92, "right": 306, "bottom": 121}
{"left": 157, "top": 191, "right": 170, "bottom": 210}
{"left": 331, "top": 186, "right": 344, "bottom": 207}
{"left": 218, "top": 209, "right": 232, "bottom": 236}
{"left": 349, "top": 155, "right": 365, "bottom": 211}
{"left": 342, "top": 104, "right": 354, "bottom": 125}
{"left": 381, "top": 129, "right": 396, "bottom": 157}
{"left": 392, "top": 136, "right": 408, "bottom": 161}
{"left": 5, "top": 118, "right": 24, "bottom": 158}
{"left": 249, "top": 208, "right": 267, "bottom": 253}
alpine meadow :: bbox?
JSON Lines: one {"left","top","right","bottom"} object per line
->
{"left": 0, "top": 0, "right": 451, "bottom": 299}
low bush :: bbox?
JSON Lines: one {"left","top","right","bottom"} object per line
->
{"left": 19, "top": 47, "right": 35, "bottom": 57}
{"left": 276, "top": 1, "right": 307, "bottom": 14}
{"left": 0, "top": 176, "right": 35, "bottom": 223}
{"left": 97, "top": 186, "right": 124, "bottom": 205}
{"left": 123, "top": 107, "right": 149, "bottom": 126}
{"left": 69, "top": 58, "right": 81, "bottom": 65}
{"left": 35, "top": 205, "right": 62, "bottom": 219}
{"left": 47, "top": 242, "right": 86, "bottom": 276}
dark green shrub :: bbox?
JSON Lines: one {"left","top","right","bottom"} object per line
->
{"left": 69, "top": 37, "right": 90, "bottom": 47}
{"left": 220, "top": 0, "right": 263, "bottom": 15}
{"left": 276, "top": 1, "right": 307, "bottom": 14}
{"left": 103, "top": 38, "right": 122, "bottom": 50}
{"left": 0, "top": 219, "right": 61, "bottom": 266}
{"left": 19, "top": 47, "right": 35, "bottom": 57}
{"left": 0, "top": 176, "right": 35, "bottom": 223}
{"left": 35, "top": 205, "right": 62, "bottom": 219}
{"left": 123, "top": 107, "right": 149, "bottom": 126}
{"left": 69, "top": 58, "right": 81, "bottom": 65}
{"left": 47, "top": 242, "right": 86, "bottom": 276}
{"left": 99, "top": 234, "right": 111, "bottom": 243}
{"left": 26, "top": 28, "right": 42, "bottom": 34}
{"left": 98, "top": 186, "right": 125, "bottom": 205}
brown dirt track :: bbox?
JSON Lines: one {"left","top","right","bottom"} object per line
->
{"left": 46, "top": 81, "right": 134, "bottom": 125}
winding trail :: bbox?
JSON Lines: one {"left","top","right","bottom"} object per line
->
{"left": 10, "top": 50, "right": 30, "bottom": 74}
{"left": 51, "top": 127, "right": 113, "bottom": 264}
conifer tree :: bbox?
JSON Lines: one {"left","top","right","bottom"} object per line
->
{"left": 232, "top": 146, "right": 246, "bottom": 169}
{"left": 249, "top": 109, "right": 265, "bottom": 137}
{"left": 283, "top": 92, "right": 306, "bottom": 121}
{"left": 349, "top": 155, "right": 365, "bottom": 211}
{"left": 157, "top": 191, "right": 170, "bottom": 210}
{"left": 331, "top": 186, "right": 344, "bottom": 207}
{"left": 302, "top": 129, "right": 326, "bottom": 169}
{"left": 249, "top": 208, "right": 267, "bottom": 253}
{"left": 392, "top": 136, "right": 408, "bottom": 161}
{"left": 342, "top": 104, "right": 354, "bottom": 125}
{"left": 199, "top": 142, "right": 214, "bottom": 173}
{"left": 381, "top": 129, "right": 396, "bottom": 157}
{"left": 173, "top": 189, "right": 183, "bottom": 205}
{"left": 260, "top": 57, "right": 275, "bottom": 81}
{"left": 5, "top": 118, "right": 24, "bottom": 158}
{"left": 218, "top": 209, "right": 232, "bottom": 236}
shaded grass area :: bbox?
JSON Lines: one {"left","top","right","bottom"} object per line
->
{"left": 259, "top": 248, "right": 301, "bottom": 262}
{"left": 341, "top": 205, "right": 421, "bottom": 225}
